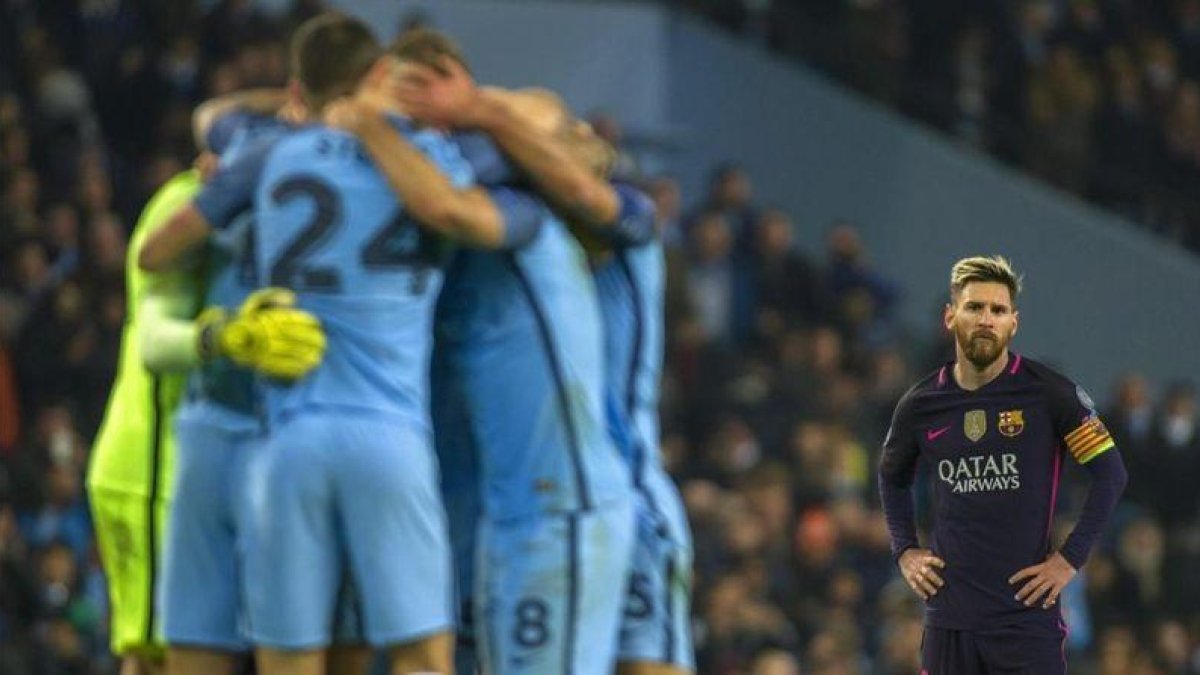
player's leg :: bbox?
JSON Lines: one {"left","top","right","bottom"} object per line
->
{"left": 921, "top": 626, "right": 986, "bottom": 675}
{"left": 119, "top": 655, "right": 163, "bottom": 675}
{"left": 432, "top": 360, "right": 483, "bottom": 675}
{"left": 326, "top": 646, "right": 373, "bottom": 675}
{"left": 166, "top": 648, "right": 238, "bottom": 675}
{"left": 617, "top": 478, "right": 695, "bottom": 675}
{"left": 90, "top": 485, "right": 165, "bottom": 674}
{"left": 161, "top": 417, "right": 253, "bottom": 675}
{"left": 242, "top": 415, "right": 340, "bottom": 673}
{"left": 452, "top": 598, "right": 480, "bottom": 675}
{"left": 573, "top": 499, "right": 637, "bottom": 673}
{"left": 257, "top": 649, "right": 325, "bottom": 675}
{"left": 618, "top": 664, "right": 687, "bottom": 675}
{"left": 328, "top": 576, "right": 373, "bottom": 675}
{"left": 445, "top": 532, "right": 479, "bottom": 675}
{"left": 388, "top": 633, "right": 454, "bottom": 675}
{"left": 476, "top": 499, "right": 635, "bottom": 675}
{"left": 333, "top": 417, "right": 455, "bottom": 674}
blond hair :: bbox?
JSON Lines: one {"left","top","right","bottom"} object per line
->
{"left": 950, "top": 255, "right": 1022, "bottom": 303}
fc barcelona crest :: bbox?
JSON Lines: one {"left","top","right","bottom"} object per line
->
{"left": 964, "top": 410, "right": 987, "bottom": 442}
{"left": 999, "top": 410, "right": 1025, "bottom": 437}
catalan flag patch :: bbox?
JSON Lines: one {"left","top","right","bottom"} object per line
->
{"left": 1064, "top": 415, "right": 1115, "bottom": 463}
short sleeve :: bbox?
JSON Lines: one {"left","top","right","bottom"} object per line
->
{"left": 193, "top": 136, "right": 278, "bottom": 231}
{"left": 490, "top": 186, "right": 545, "bottom": 250}
{"left": 206, "top": 110, "right": 262, "bottom": 155}
{"left": 453, "top": 132, "right": 518, "bottom": 186}
{"left": 410, "top": 125, "right": 477, "bottom": 188}
{"left": 219, "top": 115, "right": 290, "bottom": 162}
{"left": 1049, "top": 379, "right": 1115, "bottom": 464}
{"left": 606, "top": 183, "right": 656, "bottom": 247}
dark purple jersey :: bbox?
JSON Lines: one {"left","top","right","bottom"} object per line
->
{"left": 879, "top": 354, "right": 1124, "bottom": 632}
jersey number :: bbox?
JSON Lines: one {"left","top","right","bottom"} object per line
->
{"left": 513, "top": 598, "right": 550, "bottom": 649}
{"left": 623, "top": 572, "right": 653, "bottom": 620}
{"left": 268, "top": 176, "right": 437, "bottom": 293}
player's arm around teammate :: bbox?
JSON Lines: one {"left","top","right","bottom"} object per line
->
{"left": 323, "top": 97, "right": 540, "bottom": 251}
{"left": 390, "top": 48, "right": 624, "bottom": 229}
{"left": 391, "top": 34, "right": 690, "bottom": 675}
{"left": 145, "top": 15, "right": 530, "bottom": 675}
{"left": 138, "top": 117, "right": 324, "bottom": 675}
{"left": 391, "top": 34, "right": 689, "bottom": 674}
{"left": 192, "top": 87, "right": 290, "bottom": 153}
{"left": 388, "top": 41, "right": 658, "bottom": 259}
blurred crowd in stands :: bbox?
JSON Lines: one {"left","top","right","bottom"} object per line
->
{"left": 0, "top": 1, "right": 1197, "bottom": 674}
{"left": 680, "top": 0, "right": 1200, "bottom": 254}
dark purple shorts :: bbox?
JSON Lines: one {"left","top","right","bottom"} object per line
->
{"left": 921, "top": 625, "right": 1067, "bottom": 675}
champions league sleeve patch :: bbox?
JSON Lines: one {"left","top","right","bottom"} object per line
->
{"left": 1064, "top": 414, "right": 1115, "bottom": 464}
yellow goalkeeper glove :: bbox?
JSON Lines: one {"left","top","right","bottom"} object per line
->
{"left": 195, "top": 288, "right": 327, "bottom": 380}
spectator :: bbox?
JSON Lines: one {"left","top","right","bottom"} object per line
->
{"left": 42, "top": 203, "right": 80, "bottom": 284}
{"left": 0, "top": 339, "right": 19, "bottom": 454}
{"left": 702, "top": 0, "right": 1200, "bottom": 252}
{"left": 684, "top": 209, "right": 741, "bottom": 345}
{"left": 14, "top": 281, "right": 96, "bottom": 414}
{"left": 690, "top": 162, "right": 760, "bottom": 255}
{"left": 1090, "top": 48, "right": 1156, "bottom": 218}
{"left": 1147, "top": 382, "right": 1200, "bottom": 530}
{"left": 0, "top": 477, "right": 39, "bottom": 633}
{"left": 1109, "top": 517, "right": 1168, "bottom": 626}
{"left": 749, "top": 647, "right": 801, "bottom": 675}
{"left": 950, "top": 24, "right": 995, "bottom": 148}
{"left": 18, "top": 463, "right": 91, "bottom": 566}
{"left": 1025, "top": 43, "right": 1100, "bottom": 192}
{"left": 743, "top": 208, "right": 832, "bottom": 345}
{"left": 2, "top": 167, "right": 40, "bottom": 240}
{"left": 824, "top": 222, "right": 900, "bottom": 352}
{"left": 648, "top": 174, "right": 684, "bottom": 247}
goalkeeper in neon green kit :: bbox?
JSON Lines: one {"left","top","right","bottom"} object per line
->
{"left": 86, "top": 166, "right": 324, "bottom": 675}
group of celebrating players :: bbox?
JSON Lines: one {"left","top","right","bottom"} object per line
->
{"left": 84, "top": 8, "right": 1135, "bottom": 675}
{"left": 87, "top": 11, "right": 692, "bottom": 675}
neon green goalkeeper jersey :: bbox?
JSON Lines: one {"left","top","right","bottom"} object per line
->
{"left": 87, "top": 171, "right": 202, "bottom": 497}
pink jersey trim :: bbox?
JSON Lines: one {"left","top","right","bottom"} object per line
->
{"left": 1009, "top": 352, "right": 1023, "bottom": 375}
{"left": 938, "top": 366, "right": 947, "bottom": 387}
{"left": 1046, "top": 445, "right": 1063, "bottom": 546}
{"left": 1058, "top": 619, "right": 1070, "bottom": 669}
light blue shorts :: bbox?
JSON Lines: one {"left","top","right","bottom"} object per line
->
{"left": 160, "top": 404, "right": 258, "bottom": 650}
{"left": 241, "top": 412, "right": 453, "bottom": 649}
{"left": 476, "top": 498, "right": 635, "bottom": 675}
{"left": 617, "top": 471, "right": 695, "bottom": 670}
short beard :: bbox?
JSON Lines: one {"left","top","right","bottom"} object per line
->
{"left": 960, "top": 333, "right": 1005, "bottom": 369}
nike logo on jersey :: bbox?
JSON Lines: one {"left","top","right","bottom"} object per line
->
{"left": 926, "top": 426, "right": 952, "bottom": 441}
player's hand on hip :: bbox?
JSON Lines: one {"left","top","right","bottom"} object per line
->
{"left": 1009, "top": 552, "right": 1077, "bottom": 609}
{"left": 898, "top": 548, "right": 946, "bottom": 600}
